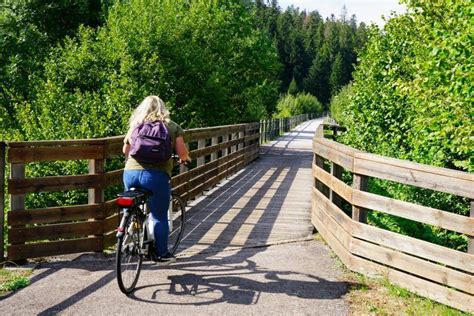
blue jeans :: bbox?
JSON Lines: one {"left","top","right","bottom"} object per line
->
{"left": 123, "top": 170, "right": 170, "bottom": 256}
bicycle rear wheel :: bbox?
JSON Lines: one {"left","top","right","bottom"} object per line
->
{"left": 116, "top": 213, "right": 143, "bottom": 294}
{"left": 168, "top": 192, "right": 186, "bottom": 255}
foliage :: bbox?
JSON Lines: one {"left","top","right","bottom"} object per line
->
{"left": 0, "top": 268, "right": 31, "bottom": 295}
{"left": 274, "top": 92, "right": 322, "bottom": 118}
{"left": 12, "top": 0, "right": 280, "bottom": 143}
{"left": 0, "top": 0, "right": 111, "bottom": 139}
{"left": 329, "top": 83, "right": 352, "bottom": 123}
{"left": 334, "top": 0, "right": 472, "bottom": 250}
{"left": 255, "top": 1, "right": 368, "bottom": 106}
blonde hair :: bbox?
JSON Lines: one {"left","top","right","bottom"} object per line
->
{"left": 129, "top": 95, "right": 170, "bottom": 128}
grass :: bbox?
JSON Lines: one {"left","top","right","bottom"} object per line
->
{"left": 313, "top": 233, "right": 471, "bottom": 316}
{"left": 0, "top": 268, "right": 32, "bottom": 296}
{"left": 343, "top": 273, "right": 470, "bottom": 316}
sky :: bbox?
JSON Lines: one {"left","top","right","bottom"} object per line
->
{"left": 276, "top": 0, "right": 407, "bottom": 26}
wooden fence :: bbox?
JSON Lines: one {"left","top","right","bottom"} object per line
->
{"left": 312, "top": 124, "right": 474, "bottom": 312}
{"left": 0, "top": 113, "right": 317, "bottom": 261}
{"left": 259, "top": 114, "right": 313, "bottom": 144}
{"left": 3, "top": 122, "right": 260, "bottom": 261}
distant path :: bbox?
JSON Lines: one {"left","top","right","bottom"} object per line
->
{"left": 0, "top": 118, "right": 350, "bottom": 315}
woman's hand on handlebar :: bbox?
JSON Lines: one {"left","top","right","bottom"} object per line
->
{"left": 179, "top": 158, "right": 191, "bottom": 166}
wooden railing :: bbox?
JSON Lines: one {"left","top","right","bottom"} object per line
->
{"left": 259, "top": 114, "right": 315, "bottom": 143}
{"left": 3, "top": 122, "right": 260, "bottom": 261}
{"left": 312, "top": 124, "right": 474, "bottom": 312}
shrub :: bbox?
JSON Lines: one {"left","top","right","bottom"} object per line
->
{"left": 274, "top": 92, "right": 323, "bottom": 118}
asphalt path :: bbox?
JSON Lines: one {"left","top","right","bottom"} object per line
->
{"left": 1, "top": 241, "right": 349, "bottom": 315}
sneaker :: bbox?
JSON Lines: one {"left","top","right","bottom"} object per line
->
{"left": 155, "top": 252, "right": 176, "bottom": 265}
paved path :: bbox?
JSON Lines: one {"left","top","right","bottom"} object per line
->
{"left": 0, "top": 119, "right": 350, "bottom": 315}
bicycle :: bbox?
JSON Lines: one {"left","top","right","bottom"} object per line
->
{"left": 114, "top": 177, "right": 186, "bottom": 294}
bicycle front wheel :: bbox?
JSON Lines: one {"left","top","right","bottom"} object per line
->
{"left": 168, "top": 192, "right": 186, "bottom": 255}
{"left": 116, "top": 213, "right": 143, "bottom": 294}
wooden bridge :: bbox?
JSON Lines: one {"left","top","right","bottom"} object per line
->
{"left": 0, "top": 115, "right": 473, "bottom": 313}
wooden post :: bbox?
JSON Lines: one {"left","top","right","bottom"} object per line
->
{"left": 221, "top": 135, "right": 229, "bottom": 157}
{"left": 238, "top": 131, "right": 244, "bottom": 151}
{"left": 0, "top": 142, "right": 5, "bottom": 261}
{"left": 352, "top": 174, "right": 368, "bottom": 223}
{"left": 180, "top": 142, "right": 189, "bottom": 174}
{"left": 231, "top": 133, "right": 237, "bottom": 153}
{"left": 259, "top": 120, "right": 263, "bottom": 144}
{"left": 9, "top": 163, "right": 25, "bottom": 261}
{"left": 468, "top": 201, "right": 474, "bottom": 254}
{"left": 88, "top": 159, "right": 104, "bottom": 205}
{"left": 211, "top": 137, "right": 218, "bottom": 161}
{"left": 330, "top": 162, "right": 343, "bottom": 208}
{"left": 89, "top": 158, "right": 105, "bottom": 248}
{"left": 197, "top": 139, "right": 206, "bottom": 166}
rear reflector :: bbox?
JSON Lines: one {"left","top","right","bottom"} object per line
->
{"left": 117, "top": 197, "right": 134, "bottom": 207}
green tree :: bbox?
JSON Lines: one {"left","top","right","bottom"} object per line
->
{"left": 0, "top": 0, "right": 112, "bottom": 139}
{"left": 15, "top": 0, "right": 281, "bottom": 142}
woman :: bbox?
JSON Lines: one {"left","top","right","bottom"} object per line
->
{"left": 122, "top": 95, "right": 190, "bottom": 263}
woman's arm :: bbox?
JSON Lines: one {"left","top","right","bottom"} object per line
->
{"left": 123, "top": 144, "right": 130, "bottom": 158}
{"left": 175, "top": 136, "right": 191, "bottom": 163}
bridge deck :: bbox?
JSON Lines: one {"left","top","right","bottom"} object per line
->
{"left": 1, "top": 118, "right": 350, "bottom": 315}
{"left": 178, "top": 119, "right": 320, "bottom": 255}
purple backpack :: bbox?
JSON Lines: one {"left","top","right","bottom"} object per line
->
{"left": 129, "top": 121, "right": 172, "bottom": 163}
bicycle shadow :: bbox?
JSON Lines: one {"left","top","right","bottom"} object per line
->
{"left": 128, "top": 246, "right": 353, "bottom": 306}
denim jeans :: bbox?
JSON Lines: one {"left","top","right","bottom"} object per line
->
{"left": 123, "top": 169, "right": 170, "bottom": 256}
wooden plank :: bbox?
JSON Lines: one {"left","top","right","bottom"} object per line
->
{"left": 7, "top": 204, "right": 104, "bottom": 226}
{"left": 311, "top": 209, "right": 354, "bottom": 270}
{"left": 314, "top": 155, "right": 329, "bottom": 197}
{"left": 7, "top": 237, "right": 103, "bottom": 261}
{"left": 353, "top": 153, "right": 474, "bottom": 199}
{"left": 103, "top": 231, "right": 117, "bottom": 249}
{"left": 7, "top": 137, "right": 119, "bottom": 148}
{"left": 8, "top": 145, "right": 104, "bottom": 163}
{"left": 312, "top": 187, "right": 353, "bottom": 234}
{"left": 184, "top": 124, "right": 247, "bottom": 142}
{"left": 347, "top": 248, "right": 474, "bottom": 313}
{"left": 469, "top": 201, "right": 474, "bottom": 254}
{"left": 352, "top": 221, "right": 474, "bottom": 273}
{"left": 9, "top": 220, "right": 103, "bottom": 244}
{"left": 351, "top": 238, "right": 474, "bottom": 295}
{"left": 312, "top": 199, "right": 352, "bottom": 250}
{"left": 103, "top": 213, "right": 120, "bottom": 234}
{"left": 102, "top": 199, "right": 118, "bottom": 218}
{"left": 353, "top": 190, "right": 474, "bottom": 236}
{"left": 330, "top": 162, "right": 343, "bottom": 207}
{"left": 189, "top": 137, "right": 243, "bottom": 159}
{"left": 312, "top": 163, "right": 352, "bottom": 202}
{"left": 352, "top": 174, "right": 368, "bottom": 223}
{"left": 313, "top": 139, "right": 354, "bottom": 171}
{"left": 104, "top": 140, "right": 124, "bottom": 158}
{"left": 181, "top": 154, "right": 245, "bottom": 202}
{"left": 171, "top": 146, "right": 245, "bottom": 188}
{"left": 315, "top": 137, "right": 360, "bottom": 156}
{"left": 9, "top": 173, "right": 103, "bottom": 194}
{"left": 104, "top": 169, "right": 124, "bottom": 186}
{"left": 0, "top": 142, "right": 5, "bottom": 260}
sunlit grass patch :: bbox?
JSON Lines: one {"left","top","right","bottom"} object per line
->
{"left": 0, "top": 268, "right": 32, "bottom": 296}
